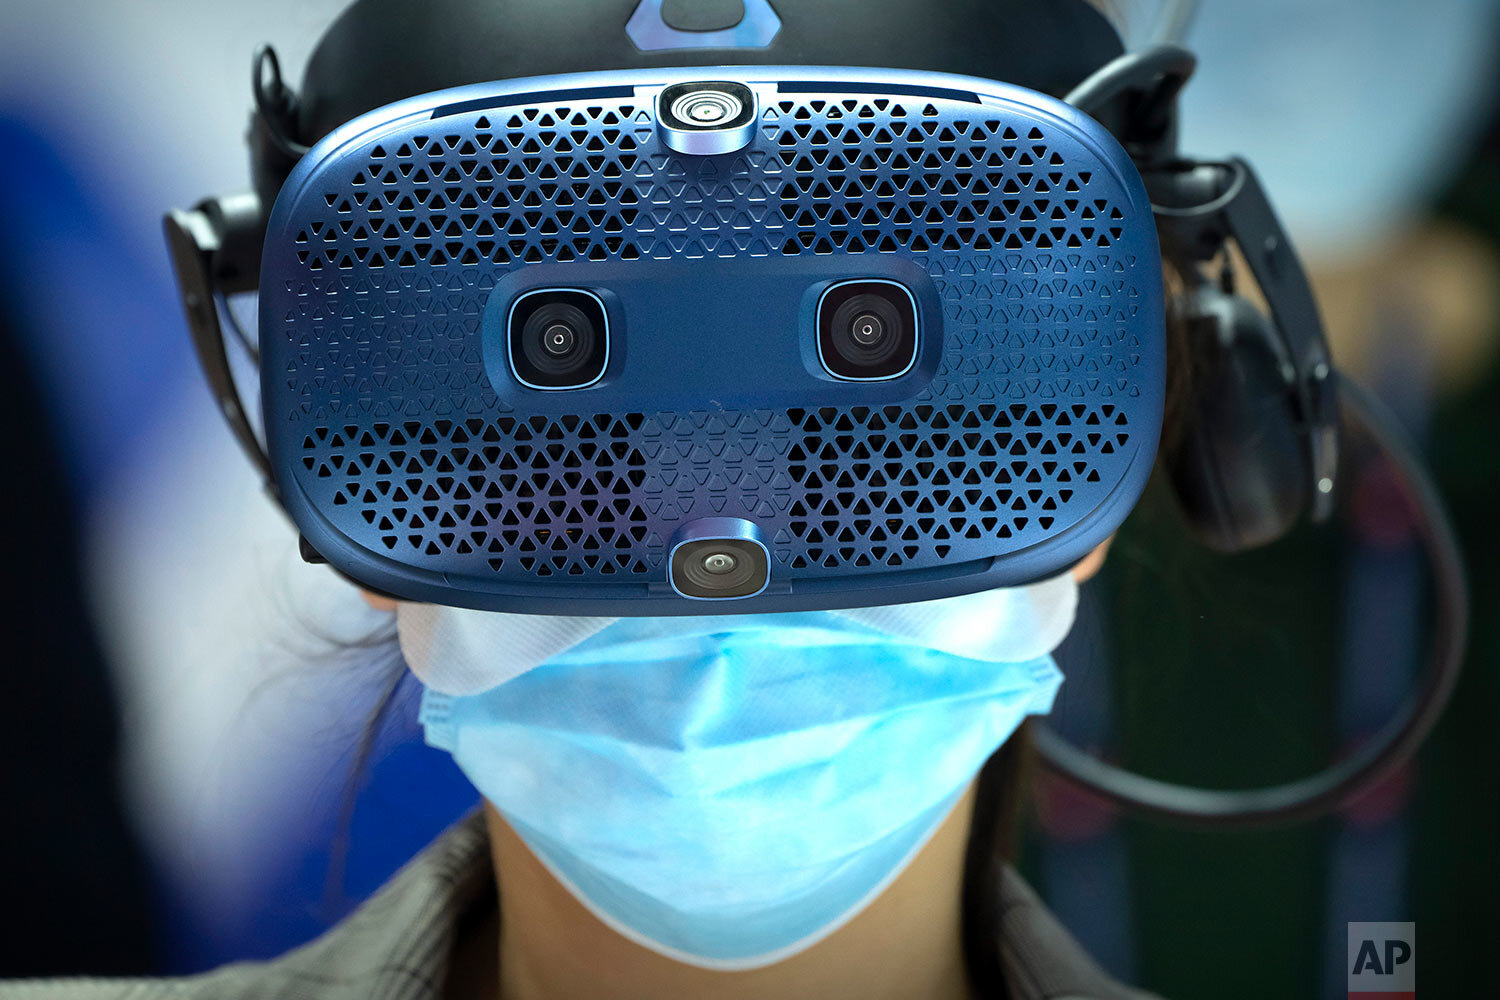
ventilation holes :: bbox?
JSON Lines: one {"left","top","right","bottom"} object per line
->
{"left": 764, "top": 100, "right": 1123, "bottom": 256}
{"left": 301, "top": 414, "right": 657, "bottom": 578}
{"left": 298, "top": 401, "right": 1129, "bottom": 579}
{"left": 775, "top": 402, "right": 1126, "bottom": 569}
{"left": 291, "top": 95, "right": 1126, "bottom": 273}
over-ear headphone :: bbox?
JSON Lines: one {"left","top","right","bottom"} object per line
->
{"left": 1048, "top": 44, "right": 1466, "bottom": 824}
{"left": 164, "top": 1, "right": 1466, "bottom": 826}
{"left": 1069, "top": 45, "right": 1342, "bottom": 556}
{"left": 1165, "top": 282, "right": 1312, "bottom": 552}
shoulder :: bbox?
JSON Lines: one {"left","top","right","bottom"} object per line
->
{"left": 2, "top": 811, "right": 494, "bottom": 1000}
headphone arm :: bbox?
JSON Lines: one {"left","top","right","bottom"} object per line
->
{"left": 1144, "top": 158, "right": 1340, "bottom": 519}
{"left": 163, "top": 193, "right": 278, "bottom": 498}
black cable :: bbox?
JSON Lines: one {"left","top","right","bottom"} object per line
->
{"left": 1034, "top": 374, "right": 1469, "bottom": 826}
{"left": 215, "top": 290, "right": 260, "bottom": 364}
{"left": 1063, "top": 43, "right": 1197, "bottom": 118}
{"left": 253, "top": 45, "right": 311, "bottom": 160}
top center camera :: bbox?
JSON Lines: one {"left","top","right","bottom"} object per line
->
{"left": 657, "top": 81, "right": 757, "bottom": 155}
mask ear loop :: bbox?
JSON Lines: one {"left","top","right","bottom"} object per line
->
{"left": 1033, "top": 374, "right": 1468, "bottom": 825}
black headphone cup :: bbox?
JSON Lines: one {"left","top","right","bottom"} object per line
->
{"left": 1164, "top": 290, "right": 1311, "bottom": 553}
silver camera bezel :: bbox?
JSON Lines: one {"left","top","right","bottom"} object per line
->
{"left": 656, "top": 81, "right": 757, "bottom": 156}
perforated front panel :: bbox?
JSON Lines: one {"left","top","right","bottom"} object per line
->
{"left": 263, "top": 71, "right": 1162, "bottom": 608}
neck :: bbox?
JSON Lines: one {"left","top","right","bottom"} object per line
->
{"left": 482, "top": 785, "right": 978, "bottom": 1000}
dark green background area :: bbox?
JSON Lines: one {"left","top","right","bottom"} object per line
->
{"left": 1411, "top": 362, "right": 1500, "bottom": 994}
{"left": 1021, "top": 474, "right": 1340, "bottom": 999}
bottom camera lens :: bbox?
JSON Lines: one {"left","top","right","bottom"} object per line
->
{"left": 509, "top": 289, "right": 609, "bottom": 389}
{"left": 817, "top": 279, "right": 919, "bottom": 381}
{"left": 670, "top": 538, "right": 769, "bottom": 600}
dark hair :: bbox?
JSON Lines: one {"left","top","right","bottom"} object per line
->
{"left": 325, "top": 655, "right": 409, "bottom": 913}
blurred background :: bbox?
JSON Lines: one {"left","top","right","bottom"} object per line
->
{"left": 1, "top": 1, "right": 1496, "bottom": 996}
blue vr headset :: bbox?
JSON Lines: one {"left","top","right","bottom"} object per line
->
{"left": 165, "top": 0, "right": 1465, "bottom": 825}
{"left": 170, "top": 0, "right": 1336, "bottom": 617}
{"left": 256, "top": 64, "right": 1165, "bottom": 614}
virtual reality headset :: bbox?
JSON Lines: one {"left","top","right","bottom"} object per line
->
{"left": 166, "top": 0, "right": 1336, "bottom": 617}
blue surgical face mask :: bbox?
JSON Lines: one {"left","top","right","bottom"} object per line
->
{"left": 406, "top": 577, "right": 1075, "bottom": 969}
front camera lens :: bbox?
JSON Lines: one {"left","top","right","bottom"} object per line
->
{"left": 671, "top": 90, "right": 742, "bottom": 127}
{"left": 521, "top": 304, "right": 591, "bottom": 375}
{"left": 657, "top": 81, "right": 757, "bottom": 155}
{"left": 508, "top": 289, "right": 609, "bottom": 390}
{"left": 817, "top": 281, "right": 919, "bottom": 381}
{"left": 851, "top": 312, "right": 885, "bottom": 346}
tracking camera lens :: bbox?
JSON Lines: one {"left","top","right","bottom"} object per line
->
{"left": 508, "top": 289, "right": 609, "bottom": 390}
{"left": 670, "top": 537, "right": 769, "bottom": 600}
{"left": 816, "top": 280, "right": 919, "bottom": 381}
